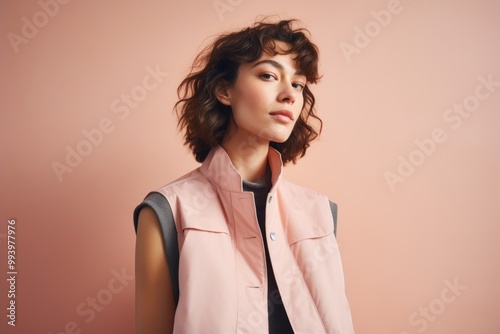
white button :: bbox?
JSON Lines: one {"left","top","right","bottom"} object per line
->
{"left": 270, "top": 231, "right": 277, "bottom": 241}
{"left": 268, "top": 196, "right": 272, "bottom": 204}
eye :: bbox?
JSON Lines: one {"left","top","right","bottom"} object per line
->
{"left": 259, "top": 73, "right": 277, "bottom": 81}
{"left": 292, "top": 82, "right": 305, "bottom": 91}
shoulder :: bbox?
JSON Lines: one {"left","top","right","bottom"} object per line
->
{"left": 156, "top": 168, "right": 201, "bottom": 192}
{"left": 133, "top": 167, "right": 202, "bottom": 229}
{"left": 154, "top": 167, "right": 211, "bottom": 199}
{"left": 280, "top": 179, "right": 331, "bottom": 203}
{"left": 279, "top": 179, "right": 333, "bottom": 215}
{"left": 280, "top": 179, "right": 338, "bottom": 233}
{"left": 134, "top": 166, "right": 216, "bottom": 226}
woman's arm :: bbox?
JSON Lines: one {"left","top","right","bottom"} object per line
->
{"left": 135, "top": 206, "right": 175, "bottom": 334}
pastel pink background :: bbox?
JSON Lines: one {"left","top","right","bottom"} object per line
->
{"left": 1, "top": 0, "right": 499, "bottom": 333}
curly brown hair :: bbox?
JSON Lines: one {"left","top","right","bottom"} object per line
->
{"left": 175, "top": 19, "right": 322, "bottom": 164}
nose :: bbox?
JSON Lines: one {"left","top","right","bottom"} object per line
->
{"left": 277, "top": 82, "right": 297, "bottom": 104}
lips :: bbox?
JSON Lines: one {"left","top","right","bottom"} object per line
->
{"left": 269, "top": 110, "right": 294, "bottom": 123}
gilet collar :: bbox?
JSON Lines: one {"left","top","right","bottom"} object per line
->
{"left": 199, "top": 145, "right": 283, "bottom": 193}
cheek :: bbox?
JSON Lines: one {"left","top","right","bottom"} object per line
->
{"left": 233, "top": 86, "right": 266, "bottom": 113}
{"left": 297, "top": 95, "right": 307, "bottom": 114}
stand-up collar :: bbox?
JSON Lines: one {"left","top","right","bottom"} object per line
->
{"left": 199, "top": 145, "right": 283, "bottom": 193}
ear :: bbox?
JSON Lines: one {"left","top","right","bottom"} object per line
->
{"left": 215, "top": 82, "right": 231, "bottom": 106}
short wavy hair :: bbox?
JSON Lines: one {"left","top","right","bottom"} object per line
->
{"left": 175, "top": 19, "right": 322, "bottom": 164}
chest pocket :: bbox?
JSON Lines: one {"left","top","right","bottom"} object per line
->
{"left": 286, "top": 217, "right": 333, "bottom": 245}
{"left": 178, "top": 201, "right": 230, "bottom": 235}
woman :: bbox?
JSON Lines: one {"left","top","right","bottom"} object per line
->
{"left": 134, "top": 19, "right": 354, "bottom": 333}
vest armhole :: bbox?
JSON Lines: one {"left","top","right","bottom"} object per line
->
{"left": 133, "top": 192, "right": 180, "bottom": 305}
{"left": 329, "top": 200, "right": 338, "bottom": 237}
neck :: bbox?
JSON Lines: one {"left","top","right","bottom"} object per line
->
{"left": 221, "top": 130, "right": 269, "bottom": 182}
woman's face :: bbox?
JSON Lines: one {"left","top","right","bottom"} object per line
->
{"left": 219, "top": 45, "right": 306, "bottom": 145}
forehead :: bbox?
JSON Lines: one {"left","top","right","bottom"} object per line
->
{"left": 247, "top": 51, "right": 304, "bottom": 76}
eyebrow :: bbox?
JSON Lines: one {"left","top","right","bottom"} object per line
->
{"left": 252, "top": 59, "right": 305, "bottom": 76}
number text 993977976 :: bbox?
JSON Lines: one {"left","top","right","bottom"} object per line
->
{"left": 7, "top": 219, "right": 17, "bottom": 327}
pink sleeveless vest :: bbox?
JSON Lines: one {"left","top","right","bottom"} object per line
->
{"left": 155, "top": 146, "right": 354, "bottom": 333}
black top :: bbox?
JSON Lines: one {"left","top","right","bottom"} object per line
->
{"left": 242, "top": 169, "right": 294, "bottom": 334}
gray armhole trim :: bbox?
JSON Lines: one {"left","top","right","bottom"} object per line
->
{"left": 133, "top": 192, "right": 179, "bottom": 305}
{"left": 329, "top": 200, "right": 338, "bottom": 237}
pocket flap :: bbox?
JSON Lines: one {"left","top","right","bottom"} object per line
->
{"left": 287, "top": 216, "right": 333, "bottom": 245}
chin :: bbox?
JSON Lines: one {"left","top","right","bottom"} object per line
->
{"left": 257, "top": 127, "right": 293, "bottom": 144}
{"left": 271, "top": 136, "right": 290, "bottom": 144}
{"left": 261, "top": 133, "right": 290, "bottom": 144}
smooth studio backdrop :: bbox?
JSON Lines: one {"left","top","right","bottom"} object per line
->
{"left": 1, "top": 0, "right": 499, "bottom": 333}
